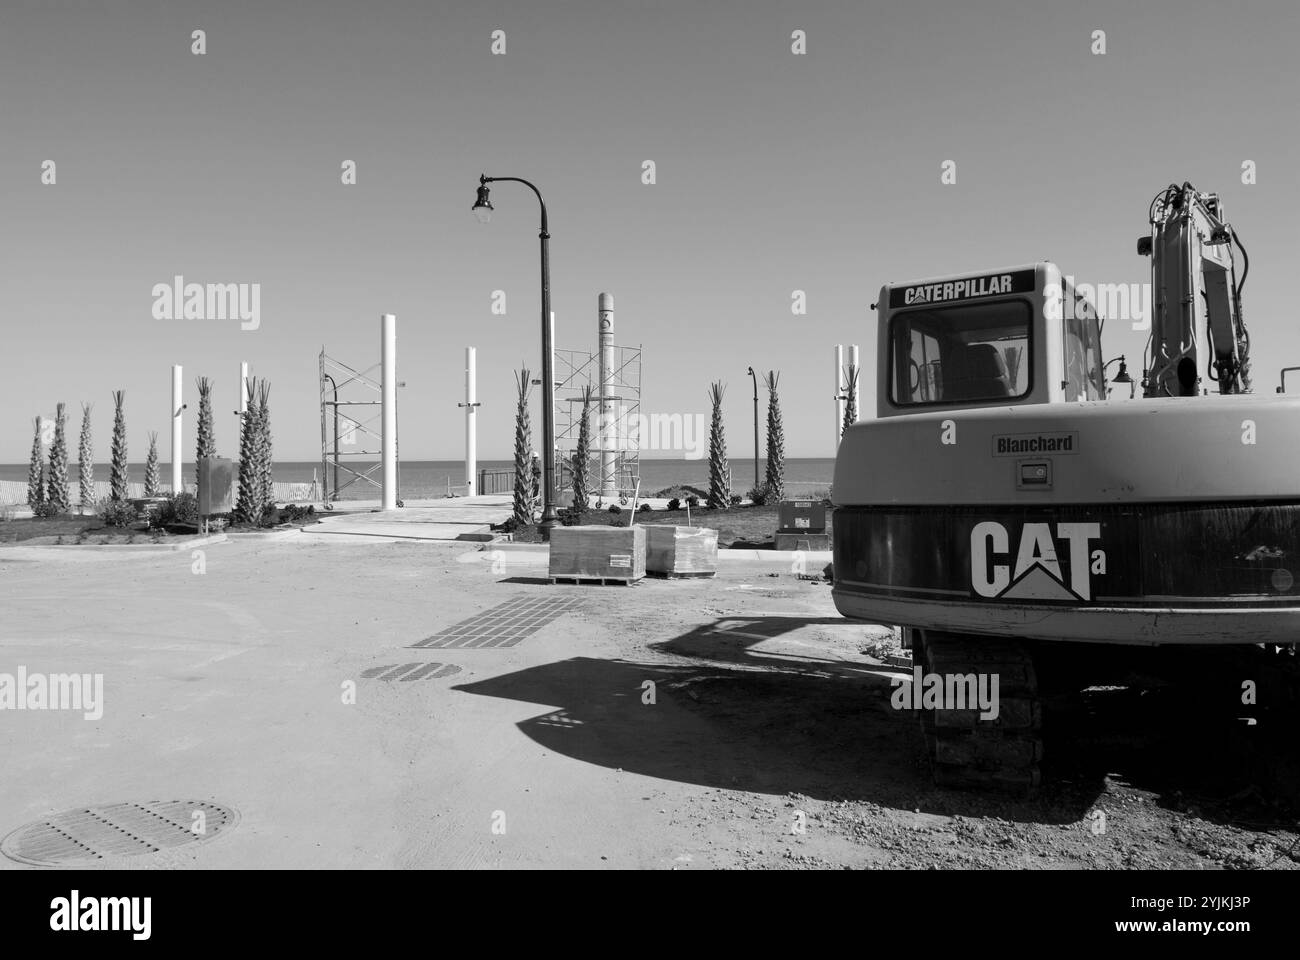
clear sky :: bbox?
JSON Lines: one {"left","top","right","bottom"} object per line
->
{"left": 2, "top": 0, "right": 1297, "bottom": 462}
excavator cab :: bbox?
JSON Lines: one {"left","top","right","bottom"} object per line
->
{"left": 879, "top": 263, "right": 1106, "bottom": 418}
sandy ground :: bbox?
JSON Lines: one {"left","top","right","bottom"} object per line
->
{"left": 0, "top": 537, "right": 1296, "bottom": 870}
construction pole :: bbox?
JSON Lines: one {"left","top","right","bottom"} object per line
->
{"left": 460, "top": 346, "right": 479, "bottom": 497}
{"left": 834, "top": 345, "right": 844, "bottom": 448}
{"left": 171, "top": 364, "right": 183, "bottom": 494}
{"left": 754, "top": 364, "right": 759, "bottom": 489}
{"left": 318, "top": 351, "right": 329, "bottom": 504}
{"left": 598, "top": 293, "right": 617, "bottom": 499}
{"left": 381, "top": 314, "right": 397, "bottom": 510}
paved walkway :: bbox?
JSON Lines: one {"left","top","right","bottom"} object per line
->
{"left": 303, "top": 495, "right": 513, "bottom": 542}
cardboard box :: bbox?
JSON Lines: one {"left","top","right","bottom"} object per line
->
{"left": 197, "top": 457, "right": 234, "bottom": 514}
{"left": 549, "top": 524, "right": 646, "bottom": 582}
{"left": 646, "top": 525, "right": 718, "bottom": 577}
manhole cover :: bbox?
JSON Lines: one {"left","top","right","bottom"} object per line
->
{"left": 1, "top": 800, "right": 237, "bottom": 866}
{"left": 412, "top": 596, "right": 583, "bottom": 649}
{"left": 361, "top": 662, "right": 462, "bottom": 681}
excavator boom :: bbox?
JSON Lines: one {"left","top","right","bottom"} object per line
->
{"left": 1140, "top": 182, "right": 1250, "bottom": 396}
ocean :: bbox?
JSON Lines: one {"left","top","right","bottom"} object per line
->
{"left": 1, "top": 458, "right": 835, "bottom": 500}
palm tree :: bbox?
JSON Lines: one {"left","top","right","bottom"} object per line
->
{"left": 144, "top": 432, "right": 161, "bottom": 497}
{"left": 764, "top": 371, "right": 785, "bottom": 501}
{"left": 257, "top": 380, "right": 274, "bottom": 516}
{"left": 841, "top": 364, "right": 860, "bottom": 439}
{"left": 78, "top": 403, "right": 94, "bottom": 510}
{"left": 707, "top": 381, "right": 730, "bottom": 509}
{"left": 195, "top": 376, "right": 216, "bottom": 471}
{"left": 235, "top": 378, "right": 261, "bottom": 524}
{"left": 47, "top": 403, "right": 70, "bottom": 513}
{"left": 110, "top": 391, "right": 128, "bottom": 501}
{"left": 512, "top": 369, "right": 534, "bottom": 526}
{"left": 26, "top": 417, "right": 44, "bottom": 508}
{"left": 571, "top": 385, "right": 594, "bottom": 512}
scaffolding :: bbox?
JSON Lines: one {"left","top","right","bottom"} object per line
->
{"left": 319, "top": 349, "right": 400, "bottom": 504}
{"left": 555, "top": 344, "right": 642, "bottom": 502}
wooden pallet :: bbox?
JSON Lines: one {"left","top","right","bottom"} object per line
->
{"left": 549, "top": 575, "right": 639, "bottom": 586}
{"left": 644, "top": 569, "right": 716, "bottom": 580}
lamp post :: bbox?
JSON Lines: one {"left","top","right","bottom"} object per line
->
{"left": 1104, "top": 356, "right": 1135, "bottom": 399}
{"left": 747, "top": 366, "right": 759, "bottom": 490}
{"left": 473, "top": 174, "right": 559, "bottom": 536}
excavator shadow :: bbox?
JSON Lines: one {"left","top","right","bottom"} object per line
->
{"left": 452, "top": 616, "right": 1100, "bottom": 823}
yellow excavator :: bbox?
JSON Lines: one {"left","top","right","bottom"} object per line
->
{"left": 832, "top": 183, "right": 1298, "bottom": 791}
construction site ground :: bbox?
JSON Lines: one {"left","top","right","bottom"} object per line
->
{"left": 1, "top": 535, "right": 1296, "bottom": 870}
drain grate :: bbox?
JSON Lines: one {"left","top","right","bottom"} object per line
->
{"left": 361, "top": 662, "right": 462, "bottom": 681}
{"left": 411, "top": 596, "right": 583, "bottom": 649}
{"left": 1, "top": 800, "right": 237, "bottom": 866}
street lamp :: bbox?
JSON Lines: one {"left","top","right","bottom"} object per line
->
{"left": 472, "top": 173, "right": 559, "bottom": 535}
{"left": 1104, "top": 356, "right": 1135, "bottom": 399}
{"left": 747, "top": 366, "right": 759, "bottom": 490}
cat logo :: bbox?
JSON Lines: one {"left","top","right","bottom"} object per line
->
{"left": 970, "top": 521, "right": 1105, "bottom": 602}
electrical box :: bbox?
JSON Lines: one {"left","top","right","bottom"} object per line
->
{"left": 197, "top": 457, "right": 233, "bottom": 515}
{"left": 777, "top": 499, "right": 826, "bottom": 533}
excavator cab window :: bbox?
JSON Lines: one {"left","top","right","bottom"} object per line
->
{"left": 1062, "top": 304, "right": 1105, "bottom": 401}
{"left": 890, "top": 300, "right": 1031, "bottom": 408}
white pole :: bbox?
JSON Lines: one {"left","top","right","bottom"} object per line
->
{"left": 465, "top": 346, "right": 477, "bottom": 497}
{"left": 381, "top": 313, "right": 397, "bottom": 509}
{"left": 598, "top": 292, "right": 617, "bottom": 498}
{"left": 171, "top": 364, "right": 183, "bottom": 494}
{"left": 834, "top": 344, "right": 844, "bottom": 448}
{"left": 239, "top": 361, "right": 249, "bottom": 416}
{"left": 849, "top": 344, "right": 860, "bottom": 424}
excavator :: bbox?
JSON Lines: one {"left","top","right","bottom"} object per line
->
{"left": 832, "top": 182, "right": 1299, "bottom": 791}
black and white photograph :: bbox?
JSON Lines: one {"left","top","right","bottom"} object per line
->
{"left": 0, "top": 0, "right": 1295, "bottom": 940}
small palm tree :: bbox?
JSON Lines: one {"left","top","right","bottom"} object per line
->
{"left": 47, "top": 402, "right": 70, "bottom": 513}
{"left": 841, "top": 364, "right": 860, "bottom": 439}
{"left": 110, "top": 391, "right": 128, "bottom": 501}
{"left": 571, "top": 385, "right": 594, "bottom": 512}
{"left": 144, "top": 432, "right": 161, "bottom": 497}
{"left": 707, "top": 381, "right": 730, "bottom": 509}
{"left": 512, "top": 369, "right": 533, "bottom": 525}
{"left": 78, "top": 403, "right": 94, "bottom": 510}
{"left": 26, "top": 417, "right": 44, "bottom": 508}
{"left": 764, "top": 371, "right": 785, "bottom": 501}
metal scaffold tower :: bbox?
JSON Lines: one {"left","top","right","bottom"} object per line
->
{"left": 319, "top": 348, "right": 394, "bottom": 504}
{"left": 555, "top": 344, "right": 642, "bottom": 502}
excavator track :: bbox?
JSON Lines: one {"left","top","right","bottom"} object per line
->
{"left": 915, "top": 632, "right": 1043, "bottom": 795}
